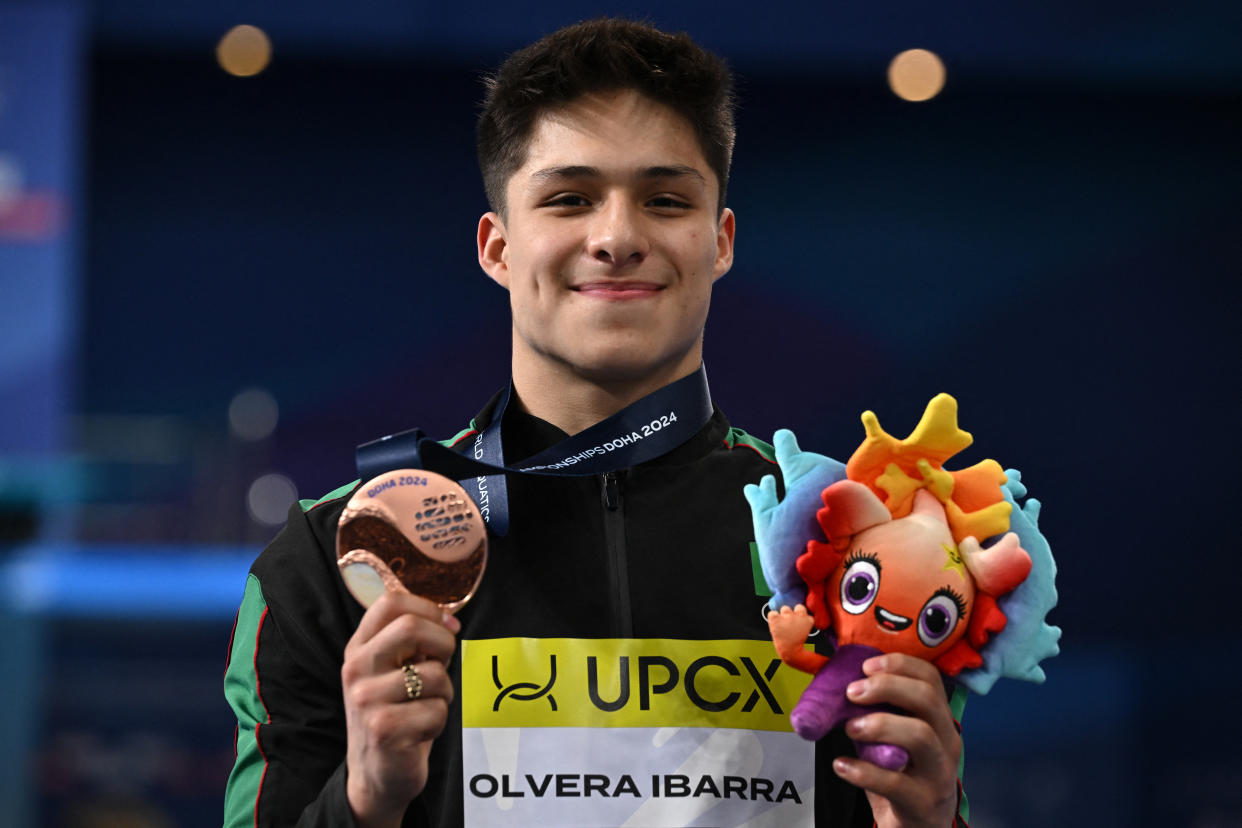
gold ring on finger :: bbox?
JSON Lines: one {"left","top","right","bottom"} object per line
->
{"left": 401, "top": 662, "right": 424, "bottom": 701}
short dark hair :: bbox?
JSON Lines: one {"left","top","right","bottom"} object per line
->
{"left": 477, "top": 18, "right": 736, "bottom": 216}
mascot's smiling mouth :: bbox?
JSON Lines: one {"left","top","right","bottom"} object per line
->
{"left": 874, "top": 605, "right": 912, "bottom": 632}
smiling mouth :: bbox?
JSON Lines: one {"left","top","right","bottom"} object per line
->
{"left": 874, "top": 605, "right": 912, "bottom": 632}
{"left": 574, "top": 281, "right": 664, "bottom": 297}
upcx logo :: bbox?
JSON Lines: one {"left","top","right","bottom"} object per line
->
{"left": 492, "top": 654, "right": 557, "bottom": 711}
{"left": 463, "top": 638, "right": 811, "bottom": 732}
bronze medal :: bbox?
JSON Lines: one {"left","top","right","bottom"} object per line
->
{"left": 336, "top": 469, "right": 487, "bottom": 612}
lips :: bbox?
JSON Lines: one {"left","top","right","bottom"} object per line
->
{"left": 874, "top": 605, "right": 912, "bottom": 632}
{"left": 573, "top": 281, "right": 664, "bottom": 298}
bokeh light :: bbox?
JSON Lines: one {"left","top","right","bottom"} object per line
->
{"left": 888, "top": 49, "right": 946, "bottom": 102}
{"left": 228, "top": 388, "right": 279, "bottom": 441}
{"left": 216, "top": 24, "right": 272, "bottom": 78}
{"left": 247, "top": 473, "right": 297, "bottom": 526}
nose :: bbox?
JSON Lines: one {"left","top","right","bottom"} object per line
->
{"left": 586, "top": 196, "right": 649, "bottom": 268}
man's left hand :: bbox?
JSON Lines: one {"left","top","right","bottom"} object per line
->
{"left": 834, "top": 653, "right": 961, "bottom": 828}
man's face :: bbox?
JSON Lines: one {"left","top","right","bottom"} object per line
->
{"left": 478, "top": 90, "right": 734, "bottom": 393}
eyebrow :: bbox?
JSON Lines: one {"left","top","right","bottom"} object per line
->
{"left": 529, "top": 164, "right": 707, "bottom": 185}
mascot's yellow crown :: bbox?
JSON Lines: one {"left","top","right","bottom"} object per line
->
{"left": 846, "top": 393, "right": 1011, "bottom": 543}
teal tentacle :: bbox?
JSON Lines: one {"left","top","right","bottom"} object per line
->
{"left": 744, "top": 429, "right": 847, "bottom": 610}
{"left": 956, "top": 468, "right": 1061, "bottom": 695}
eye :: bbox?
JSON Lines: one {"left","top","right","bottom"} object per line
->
{"left": 839, "top": 556, "right": 880, "bottom": 615}
{"left": 917, "top": 592, "right": 963, "bottom": 648}
{"left": 647, "top": 195, "right": 692, "bottom": 210}
{"left": 541, "top": 194, "right": 590, "bottom": 209}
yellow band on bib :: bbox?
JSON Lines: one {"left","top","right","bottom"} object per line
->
{"left": 462, "top": 638, "right": 811, "bottom": 731}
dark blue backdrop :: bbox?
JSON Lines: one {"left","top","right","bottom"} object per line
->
{"left": 2, "top": 1, "right": 1240, "bottom": 824}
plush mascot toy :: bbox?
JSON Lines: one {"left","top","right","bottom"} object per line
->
{"left": 744, "top": 393, "right": 1059, "bottom": 770}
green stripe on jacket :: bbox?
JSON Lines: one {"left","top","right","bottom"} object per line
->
{"left": 950, "top": 684, "right": 970, "bottom": 824}
{"left": 223, "top": 573, "right": 269, "bottom": 828}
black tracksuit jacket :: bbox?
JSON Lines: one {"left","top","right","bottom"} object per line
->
{"left": 224, "top": 398, "right": 885, "bottom": 827}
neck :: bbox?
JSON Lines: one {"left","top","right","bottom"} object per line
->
{"left": 510, "top": 354, "right": 703, "bottom": 436}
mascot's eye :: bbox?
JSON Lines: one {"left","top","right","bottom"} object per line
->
{"left": 917, "top": 593, "right": 962, "bottom": 648}
{"left": 840, "top": 557, "right": 880, "bottom": 615}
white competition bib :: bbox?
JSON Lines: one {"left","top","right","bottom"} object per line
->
{"left": 461, "top": 638, "right": 815, "bottom": 827}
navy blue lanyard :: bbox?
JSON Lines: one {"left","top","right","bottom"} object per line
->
{"left": 355, "top": 364, "right": 714, "bottom": 536}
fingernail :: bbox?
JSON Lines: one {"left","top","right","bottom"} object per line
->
{"left": 442, "top": 612, "right": 461, "bottom": 633}
{"left": 863, "top": 655, "right": 887, "bottom": 674}
{"left": 845, "top": 717, "right": 866, "bottom": 737}
{"left": 846, "top": 680, "right": 867, "bottom": 699}
{"left": 833, "top": 758, "right": 854, "bottom": 777}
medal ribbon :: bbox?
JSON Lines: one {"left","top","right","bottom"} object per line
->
{"left": 355, "top": 364, "right": 713, "bottom": 536}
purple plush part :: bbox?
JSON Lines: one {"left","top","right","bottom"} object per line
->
{"left": 790, "top": 643, "right": 910, "bottom": 771}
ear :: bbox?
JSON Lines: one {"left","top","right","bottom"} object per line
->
{"left": 959, "top": 532, "right": 1032, "bottom": 596}
{"left": 817, "top": 479, "right": 891, "bottom": 542}
{"left": 712, "top": 207, "right": 735, "bottom": 283}
{"left": 477, "top": 212, "right": 510, "bottom": 289}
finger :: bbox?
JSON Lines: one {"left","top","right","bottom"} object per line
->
{"left": 835, "top": 752, "right": 959, "bottom": 825}
{"left": 862, "top": 652, "right": 941, "bottom": 684}
{"left": 847, "top": 674, "right": 958, "bottom": 757}
{"left": 833, "top": 755, "right": 955, "bottom": 825}
{"left": 351, "top": 590, "right": 451, "bottom": 649}
{"left": 845, "top": 667, "right": 962, "bottom": 774}
{"left": 349, "top": 660, "right": 455, "bottom": 708}
{"left": 832, "top": 755, "right": 909, "bottom": 803}
{"left": 395, "top": 660, "right": 455, "bottom": 705}
{"left": 855, "top": 656, "right": 959, "bottom": 743}
{"left": 357, "top": 693, "right": 452, "bottom": 748}
{"left": 845, "top": 710, "right": 956, "bottom": 776}
{"left": 369, "top": 611, "right": 458, "bottom": 668}
{"left": 344, "top": 615, "right": 457, "bottom": 691}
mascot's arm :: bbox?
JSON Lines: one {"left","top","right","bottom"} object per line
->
{"left": 767, "top": 604, "right": 829, "bottom": 675}
{"left": 744, "top": 475, "right": 807, "bottom": 609}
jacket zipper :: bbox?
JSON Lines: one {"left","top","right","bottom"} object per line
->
{"left": 600, "top": 471, "right": 633, "bottom": 636}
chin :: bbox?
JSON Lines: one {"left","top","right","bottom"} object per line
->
{"left": 570, "top": 347, "right": 698, "bottom": 387}
{"left": 573, "top": 354, "right": 669, "bottom": 382}
{"left": 520, "top": 325, "right": 703, "bottom": 388}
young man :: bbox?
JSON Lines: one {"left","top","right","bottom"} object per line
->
{"left": 224, "top": 19, "right": 965, "bottom": 828}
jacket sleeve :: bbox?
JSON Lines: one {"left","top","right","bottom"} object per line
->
{"left": 951, "top": 685, "right": 971, "bottom": 827}
{"left": 223, "top": 495, "right": 364, "bottom": 827}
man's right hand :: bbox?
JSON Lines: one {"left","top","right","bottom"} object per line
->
{"left": 341, "top": 590, "right": 461, "bottom": 828}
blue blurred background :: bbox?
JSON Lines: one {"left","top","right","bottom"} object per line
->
{"left": 1, "top": 0, "right": 1239, "bottom": 825}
